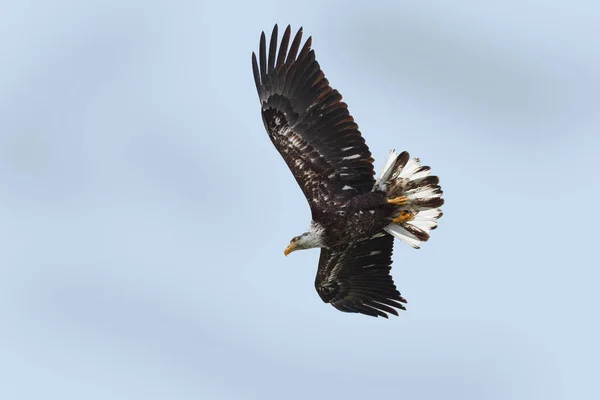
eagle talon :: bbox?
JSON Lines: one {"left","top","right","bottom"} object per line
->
{"left": 392, "top": 210, "right": 414, "bottom": 224}
{"left": 387, "top": 196, "right": 409, "bottom": 205}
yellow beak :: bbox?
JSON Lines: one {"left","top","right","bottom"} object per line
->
{"left": 284, "top": 242, "right": 296, "bottom": 256}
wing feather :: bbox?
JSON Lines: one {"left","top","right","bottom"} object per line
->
{"left": 286, "top": 26, "right": 302, "bottom": 65}
{"left": 253, "top": 25, "right": 375, "bottom": 212}
{"left": 267, "top": 25, "right": 277, "bottom": 75}
{"left": 315, "top": 234, "right": 407, "bottom": 318}
{"left": 259, "top": 32, "right": 267, "bottom": 85}
{"left": 276, "top": 25, "right": 291, "bottom": 69}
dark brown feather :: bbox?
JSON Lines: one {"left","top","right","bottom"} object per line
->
{"left": 259, "top": 32, "right": 267, "bottom": 84}
{"left": 276, "top": 25, "right": 291, "bottom": 69}
{"left": 252, "top": 25, "right": 376, "bottom": 211}
{"left": 268, "top": 25, "right": 278, "bottom": 75}
{"left": 286, "top": 27, "right": 303, "bottom": 65}
{"left": 315, "top": 233, "right": 406, "bottom": 318}
{"left": 416, "top": 197, "right": 445, "bottom": 208}
{"left": 251, "top": 52, "right": 261, "bottom": 96}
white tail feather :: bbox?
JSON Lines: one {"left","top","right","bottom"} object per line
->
{"left": 385, "top": 224, "right": 422, "bottom": 249}
{"left": 375, "top": 149, "right": 398, "bottom": 190}
{"left": 410, "top": 167, "right": 431, "bottom": 181}
{"left": 398, "top": 158, "right": 421, "bottom": 179}
{"left": 405, "top": 185, "right": 441, "bottom": 200}
{"left": 375, "top": 149, "right": 444, "bottom": 249}
{"left": 405, "top": 208, "right": 443, "bottom": 232}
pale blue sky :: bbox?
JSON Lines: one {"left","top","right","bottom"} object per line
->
{"left": 1, "top": 1, "right": 599, "bottom": 399}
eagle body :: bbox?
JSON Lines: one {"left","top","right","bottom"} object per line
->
{"left": 313, "top": 191, "right": 395, "bottom": 248}
{"left": 253, "top": 25, "right": 445, "bottom": 318}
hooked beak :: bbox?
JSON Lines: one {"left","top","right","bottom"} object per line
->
{"left": 284, "top": 241, "right": 296, "bottom": 256}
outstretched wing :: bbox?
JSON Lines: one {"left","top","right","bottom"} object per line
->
{"left": 315, "top": 233, "right": 407, "bottom": 318}
{"left": 252, "top": 25, "right": 375, "bottom": 213}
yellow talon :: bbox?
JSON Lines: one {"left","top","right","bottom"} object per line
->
{"left": 387, "top": 196, "right": 409, "bottom": 205}
{"left": 392, "top": 210, "right": 414, "bottom": 224}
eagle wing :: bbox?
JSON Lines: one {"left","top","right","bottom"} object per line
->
{"left": 315, "top": 233, "right": 407, "bottom": 318}
{"left": 252, "top": 25, "right": 375, "bottom": 213}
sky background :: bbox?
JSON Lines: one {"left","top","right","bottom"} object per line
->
{"left": 1, "top": 1, "right": 599, "bottom": 399}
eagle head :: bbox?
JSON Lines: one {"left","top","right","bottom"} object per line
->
{"left": 284, "top": 224, "right": 325, "bottom": 256}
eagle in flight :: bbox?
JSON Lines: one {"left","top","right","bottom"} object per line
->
{"left": 252, "top": 25, "right": 444, "bottom": 318}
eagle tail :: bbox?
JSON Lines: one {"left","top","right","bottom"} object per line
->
{"left": 375, "top": 150, "right": 444, "bottom": 249}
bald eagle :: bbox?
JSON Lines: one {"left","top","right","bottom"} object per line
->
{"left": 252, "top": 25, "right": 444, "bottom": 318}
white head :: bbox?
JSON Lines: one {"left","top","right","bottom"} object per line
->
{"left": 284, "top": 224, "right": 325, "bottom": 256}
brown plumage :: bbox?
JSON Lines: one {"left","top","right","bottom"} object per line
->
{"left": 252, "top": 25, "right": 444, "bottom": 318}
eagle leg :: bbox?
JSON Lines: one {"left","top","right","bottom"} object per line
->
{"left": 392, "top": 210, "right": 414, "bottom": 224}
{"left": 387, "top": 196, "right": 409, "bottom": 205}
